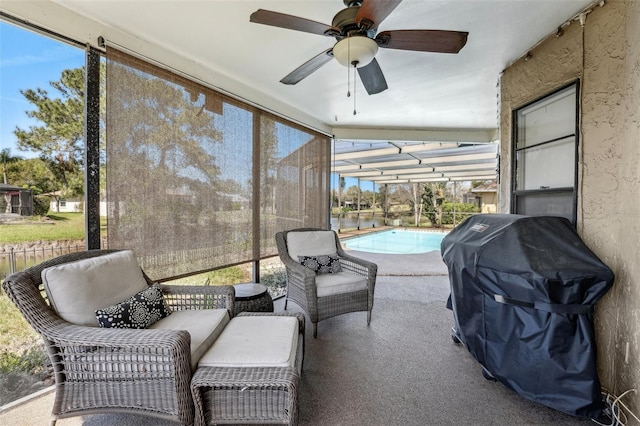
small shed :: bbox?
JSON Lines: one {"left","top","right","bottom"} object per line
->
{"left": 0, "top": 184, "right": 33, "bottom": 216}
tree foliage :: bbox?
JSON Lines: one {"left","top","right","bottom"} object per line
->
{"left": 6, "top": 158, "right": 57, "bottom": 195}
{"left": 343, "top": 185, "right": 361, "bottom": 204}
{"left": 14, "top": 68, "right": 86, "bottom": 197}
{"left": 259, "top": 118, "right": 278, "bottom": 213}
{"left": 410, "top": 183, "right": 423, "bottom": 226}
{"left": 1, "top": 149, "right": 23, "bottom": 185}
{"left": 440, "top": 202, "right": 480, "bottom": 225}
{"left": 378, "top": 184, "right": 390, "bottom": 217}
{"left": 421, "top": 182, "right": 446, "bottom": 227}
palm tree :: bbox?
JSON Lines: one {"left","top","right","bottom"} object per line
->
{"left": 1, "top": 148, "right": 22, "bottom": 184}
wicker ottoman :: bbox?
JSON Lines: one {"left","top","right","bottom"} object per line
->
{"left": 191, "top": 312, "right": 305, "bottom": 426}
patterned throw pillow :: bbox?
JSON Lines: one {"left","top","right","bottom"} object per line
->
{"left": 298, "top": 254, "right": 343, "bottom": 275}
{"left": 96, "top": 283, "right": 171, "bottom": 328}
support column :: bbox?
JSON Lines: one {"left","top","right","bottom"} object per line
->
{"left": 357, "top": 178, "right": 361, "bottom": 230}
{"left": 371, "top": 182, "right": 376, "bottom": 228}
{"left": 252, "top": 112, "right": 261, "bottom": 283}
{"left": 84, "top": 46, "right": 101, "bottom": 250}
{"left": 338, "top": 174, "right": 343, "bottom": 232}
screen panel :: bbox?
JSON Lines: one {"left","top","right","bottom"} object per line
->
{"left": 106, "top": 47, "right": 329, "bottom": 278}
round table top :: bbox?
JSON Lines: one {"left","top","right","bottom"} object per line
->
{"left": 234, "top": 283, "right": 268, "bottom": 300}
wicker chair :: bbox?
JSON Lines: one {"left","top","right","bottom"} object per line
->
{"left": 1, "top": 249, "right": 235, "bottom": 426}
{"left": 275, "top": 228, "right": 377, "bottom": 337}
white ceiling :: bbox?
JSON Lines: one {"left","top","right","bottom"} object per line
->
{"left": 2, "top": 0, "right": 594, "bottom": 182}
{"left": 3, "top": 0, "right": 593, "bottom": 135}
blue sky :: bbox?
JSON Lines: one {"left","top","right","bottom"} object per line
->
{"left": 0, "top": 21, "right": 84, "bottom": 159}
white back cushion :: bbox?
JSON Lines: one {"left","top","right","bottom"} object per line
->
{"left": 42, "top": 250, "right": 148, "bottom": 327}
{"left": 287, "top": 231, "right": 337, "bottom": 260}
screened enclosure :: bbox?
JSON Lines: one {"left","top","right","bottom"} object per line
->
{"left": 106, "top": 48, "right": 330, "bottom": 279}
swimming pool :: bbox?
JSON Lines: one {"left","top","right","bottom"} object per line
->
{"left": 342, "top": 229, "right": 447, "bottom": 254}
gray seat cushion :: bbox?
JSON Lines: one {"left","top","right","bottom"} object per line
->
{"left": 315, "top": 271, "right": 367, "bottom": 297}
{"left": 150, "top": 308, "right": 230, "bottom": 370}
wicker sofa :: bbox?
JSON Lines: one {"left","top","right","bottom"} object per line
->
{"left": 2, "top": 249, "right": 236, "bottom": 425}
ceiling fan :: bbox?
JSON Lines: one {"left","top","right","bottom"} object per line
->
{"left": 250, "top": 0, "right": 468, "bottom": 95}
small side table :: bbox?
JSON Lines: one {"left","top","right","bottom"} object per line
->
{"left": 233, "top": 283, "right": 274, "bottom": 316}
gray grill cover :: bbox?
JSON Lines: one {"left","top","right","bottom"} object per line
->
{"left": 441, "top": 214, "right": 613, "bottom": 418}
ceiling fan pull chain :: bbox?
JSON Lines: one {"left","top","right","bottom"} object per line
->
{"left": 353, "top": 62, "right": 357, "bottom": 115}
{"left": 347, "top": 38, "right": 351, "bottom": 97}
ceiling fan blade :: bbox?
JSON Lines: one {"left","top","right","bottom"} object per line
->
{"left": 376, "top": 30, "right": 468, "bottom": 53}
{"left": 357, "top": 58, "right": 388, "bottom": 95}
{"left": 280, "top": 49, "right": 334, "bottom": 85}
{"left": 356, "top": 0, "right": 402, "bottom": 30}
{"left": 250, "top": 9, "right": 338, "bottom": 36}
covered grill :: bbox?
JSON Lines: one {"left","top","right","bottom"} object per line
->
{"left": 441, "top": 214, "right": 614, "bottom": 418}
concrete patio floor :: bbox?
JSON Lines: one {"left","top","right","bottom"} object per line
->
{"left": 0, "top": 242, "right": 596, "bottom": 425}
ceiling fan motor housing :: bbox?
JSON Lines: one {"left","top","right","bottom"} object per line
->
{"left": 332, "top": 6, "right": 376, "bottom": 38}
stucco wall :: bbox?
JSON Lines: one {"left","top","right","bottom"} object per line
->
{"left": 499, "top": 0, "right": 639, "bottom": 418}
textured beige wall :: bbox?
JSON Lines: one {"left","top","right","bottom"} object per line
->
{"left": 499, "top": 0, "right": 640, "bottom": 418}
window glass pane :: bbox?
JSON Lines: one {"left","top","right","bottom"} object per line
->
{"left": 517, "top": 85, "right": 576, "bottom": 148}
{"left": 515, "top": 192, "right": 574, "bottom": 221}
{"left": 516, "top": 137, "right": 575, "bottom": 190}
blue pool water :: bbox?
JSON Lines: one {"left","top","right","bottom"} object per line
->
{"left": 342, "top": 230, "right": 447, "bottom": 254}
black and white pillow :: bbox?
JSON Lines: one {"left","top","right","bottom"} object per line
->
{"left": 298, "top": 254, "right": 343, "bottom": 275}
{"left": 96, "top": 283, "right": 171, "bottom": 328}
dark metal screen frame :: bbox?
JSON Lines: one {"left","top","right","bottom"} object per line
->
{"left": 84, "top": 46, "right": 102, "bottom": 249}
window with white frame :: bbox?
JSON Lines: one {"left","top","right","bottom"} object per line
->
{"left": 512, "top": 82, "right": 579, "bottom": 224}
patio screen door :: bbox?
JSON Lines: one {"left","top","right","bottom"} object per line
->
{"left": 105, "top": 47, "right": 330, "bottom": 279}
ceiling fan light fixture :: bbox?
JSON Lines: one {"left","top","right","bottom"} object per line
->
{"left": 333, "top": 36, "right": 378, "bottom": 67}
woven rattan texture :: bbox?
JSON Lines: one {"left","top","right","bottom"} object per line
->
{"left": 275, "top": 228, "right": 377, "bottom": 337}
{"left": 2, "top": 249, "right": 235, "bottom": 425}
{"left": 233, "top": 291, "right": 274, "bottom": 316}
{"left": 191, "top": 312, "right": 305, "bottom": 426}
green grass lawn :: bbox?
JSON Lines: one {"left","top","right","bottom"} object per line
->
{"left": 1, "top": 212, "right": 94, "bottom": 374}
{"left": 0, "top": 212, "right": 107, "bottom": 243}
{"left": 0, "top": 294, "right": 40, "bottom": 350}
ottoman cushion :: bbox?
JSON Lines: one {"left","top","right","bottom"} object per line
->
{"left": 199, "top": 316, "right": 298, "bottom": 368}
